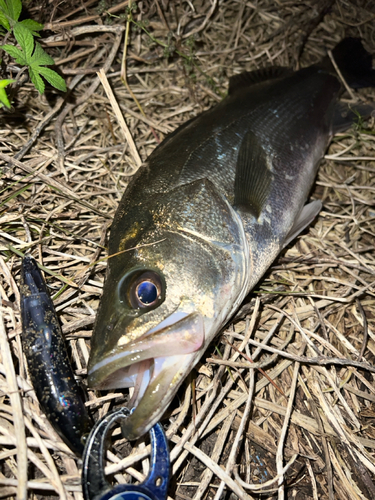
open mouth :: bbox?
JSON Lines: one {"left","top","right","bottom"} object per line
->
{"left": 87, "top": 312, "right": 205, "bottom": 438}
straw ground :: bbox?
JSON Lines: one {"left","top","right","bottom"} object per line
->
{"left": 1, "top": 0, "right": 375, "bottom": 499}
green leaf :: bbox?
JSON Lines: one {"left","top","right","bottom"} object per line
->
{"left": 0, "top": 78, "right": 14, "bottom": 108}
{"left": 7, "top": 0, "right": 22, "bottom": 22}
{"left": 0, "top": 0, "right": 22, "bottom": 24}
{"left": 0, "top": 9, "right": 10, "bottom": 30}
{"left": 2, "top": 43, "right": 27, "bottom": 65}
{"left": 14, "top": 22, "right": 34, "bottom": 60}
{"left": 31, "top": 42, "right": 54, "bottom": 66}
{"left": 0, "top": 78, "right": 14, "bottom": 87}
{"left": 0, "top": 91, "right": 10, "bottom": 108}
{"left": 19, "top": 18, "right": 43, "bottom": 36}
{"left": 37, "top": 66, "right": 66, "bottom": 91}
{"left": 0, "top": 89, "right": 11, "bottom": 107}
{"left": 28, "top": 65, "right": 44, "bottom": 93}
{"left": 0, "top": 0, "right": 20, "bottom": 24}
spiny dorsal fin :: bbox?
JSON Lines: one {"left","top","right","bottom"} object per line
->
{"left": 234, "top": 129, "right": 272, "bottom": 218}
{"left": 228, "top": 67, "right": 292, "bottom": 96}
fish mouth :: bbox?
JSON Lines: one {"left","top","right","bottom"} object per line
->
{"left": 87, "top": 312, "right": 205, "bottom": 439}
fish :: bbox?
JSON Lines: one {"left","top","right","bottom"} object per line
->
{"left": 20, "top": 255, "right": 93, "bottom": 456}
{"left": 87, "top": 38, "right": 375, "bottom": 440}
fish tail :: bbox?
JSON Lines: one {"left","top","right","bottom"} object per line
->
{"left": 327, "top": 37, "right": 375, "bottom": 89}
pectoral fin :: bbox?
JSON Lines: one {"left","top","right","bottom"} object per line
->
{"left": 234, "top": 129, "right": 272, "bottom": 218}
{"left": 283, "top": 200, "right": 322, "bottom": 248}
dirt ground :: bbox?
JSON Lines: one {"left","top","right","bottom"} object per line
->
{"left": 1, "top": 0, "right": 375, "bottom": 499}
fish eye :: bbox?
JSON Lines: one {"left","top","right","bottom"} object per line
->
{"left": 127, "top": 271, "right": 164, "bottom": 309}
{"left": 136, "top": 281, "right": 157, "bottom": 304}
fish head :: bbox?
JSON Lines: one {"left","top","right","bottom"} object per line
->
{"left": 88, "top": 178, "right": 250, "bottom": 439}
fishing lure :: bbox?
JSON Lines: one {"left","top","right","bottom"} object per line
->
{"left": 20, "top": 255, "right": 93, "bottom": 456}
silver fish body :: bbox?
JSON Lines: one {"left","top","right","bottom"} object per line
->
{"left": 88, "top": 39, "right": 375, "bottom": 439}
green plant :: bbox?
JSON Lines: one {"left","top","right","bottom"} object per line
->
{"left": 0, "top": 77, "right": 14, "bottom": 106}
{"left": 0, "top": 0, "right": 66, "bottom": 107}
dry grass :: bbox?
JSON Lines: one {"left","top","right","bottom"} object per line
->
{"left": 1, "top": 0, "right": 375, "bottom": 498}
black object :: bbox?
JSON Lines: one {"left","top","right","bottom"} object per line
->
{"left": 20, "top": 255, "right": 93, "bottom": 456}
{"left": 82, "top": 407, "right": 170, "bottom": 500}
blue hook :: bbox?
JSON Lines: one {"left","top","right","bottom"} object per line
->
{"left": 81, "top": 407, "right": 170, "bottom": 500}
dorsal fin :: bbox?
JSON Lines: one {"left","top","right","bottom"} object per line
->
{"left": 228, "top": 67, "right": 292, "bottom": 96}
{"left": 234, "top": 129, "right": 272, "bottom": 218}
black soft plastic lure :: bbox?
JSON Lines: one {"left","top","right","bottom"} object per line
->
{"left": 20, "top": 255, "right": 93, "bottom": 456}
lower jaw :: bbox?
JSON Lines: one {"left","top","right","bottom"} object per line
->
{"left": 120, "top": 353, "right": 195, "bottom": 440}
{"left": 129, "top": 359, "right": 152, "bottom": 406}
